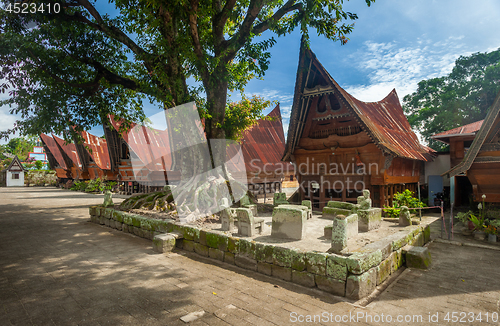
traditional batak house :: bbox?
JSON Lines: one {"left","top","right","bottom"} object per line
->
{"left": 52, "top": 134, "right": 89, "bottom": 180}
{"left": 233, "top": 104, "right": 297, "bottom": 198}
{"left": 107, "top": 116, "right": 179, "bottom": 194}
{"left": 444, "top": 92, "right": 500, "bottom": 203}
{"left": 283, "top": 42, "right": 435, "bottom": 210}
{"left": 430, "top": 120, "right": 483, "bottom": 206}
{"left": 1, "top": 156, "right": 26, "bottom": 187}
{"left": 75, "top": 130, "right": 117, "bottom": 181}
{"left": 40, "top": 133, "right": 73, "bottom": 181}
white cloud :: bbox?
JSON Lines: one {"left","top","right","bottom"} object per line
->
{"left": 343, "top": 37, "right": 472, "bottom": 102}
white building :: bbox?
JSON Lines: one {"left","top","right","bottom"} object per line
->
{"left": 1, "top": 156, "right": 26, "bottom": 187}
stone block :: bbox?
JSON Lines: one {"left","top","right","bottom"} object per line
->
{"left": 183, "top": 240, "right": 195, "bottom": 252}
{"left": 206, "top": 231, "right": 229, "bottom": 251}
{"left": 346, "top": 267, "right": 376, "bottom": 300}
{"left": 122, "top": 224, "right": 129, "bottom": 233}
{"left": 271, "top": 207, "right": 307, "bottom": 240}
{"left": 390, "top": 249, "right": 404, "bottom": 274}
{"left": 292, "top": 270, "right": 315, "bottom": 288}
{"left": 358, "top": 208, "right": 382, "bottom": 232}
{"left": 220, "top": 207, "right": 236, "bottom": 231}
{"left": 306, "top": 252, "right": 327, "bottom": 275}
{"left": 360, "top": 238, "right": 392, "bottom": 260}
{"left": 115, "top": 222, "right": 123, "bottom": 231}
{"left": 255, "top": 243, "right": 274, "bottom": 263}
{"left": 327, "top": 201, "right": 356, "bottom": 210}
{"left": 153, "top": 233, "right": 176, "bottom": 253}
{"left": 376, "top": 257, "right": 392, "bottom": 286}
{"left": 238, "top": 238, "right": 256, "bottom": 260}
{"left": 326, "top": 254, "right": 348, "bottom": 281}
{"left": 209, "top": 248, "right": 225, "bottom": 262}
{"left": 272, "top": 246, "right": 295, "bottom": 268}
{"left": 108, "top": 220, "right": 116, "bottom": 229}
{"left": 423, "top": 225, "right": 431, "bottom": 243}
{"left": 199, "top": 229, "right": 208, "bottom": 246}
{"left": 314, "top": 275, "right": 346, "bottom": 297}
{"left": 272, "top": 265, "right": 292, "bottom": 281}
{"left": 322, "top": 206, "right": 351, "bottom": 220}
{"left": 227, "top": 237, "right": 240, "bottom": 253}
{"left": 194, "top": 243, "right": 209, "bottom": 257}
{"left": 224, "top": 252, "right": 235, "bottom": 265}
{"left": 324, "top": 225, "right": 332, "bottom": 239}
{"left": 257, "top": 262, "right": 272, "bottom": 276}
{"left": 235, "top": 255, "right": 257, "bottom": 271}
{"left": 291, "top": 251, "right": 307, "bottom": 271}
{"left": 183, "top": 226, "right": 200, "bottom": 242}
{"left": 346, "top": 250, "right": 383, "bottom": 275}
{"left": 301, "top": 200, "right": 312, "bottom": 210}
{"left": 403, "top": 246, "right": 431, "bottom": 269}
{"left": 399, "top": 206, "right": 412, "bottom": 226}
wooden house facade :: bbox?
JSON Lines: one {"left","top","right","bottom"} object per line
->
{"left": 445, "top": 91, "right": 500, "bottom": 202}
{"left": 283, "top": 42, "right": 435, "bottom": 209}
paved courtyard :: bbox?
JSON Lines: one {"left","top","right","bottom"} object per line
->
{"left": 1, "top": 187, "right": 500, "bottom": 325}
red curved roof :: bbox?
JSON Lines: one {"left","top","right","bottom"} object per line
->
{"left": 40, "top": 133, "right": 67, "bottom": 169}
{"left": 79, "top": 130, "right": 111, "bottom": 170}
{"left": 52, "top": 134, "right": 82, "bottom": 168}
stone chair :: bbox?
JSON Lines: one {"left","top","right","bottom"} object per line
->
{"left": 220, "top": 207, "right": 237, "bottom": 231}
{"left": 239, "top": 194, "right": 257, "bottom": 216}
{"left": 236, "top": 208, "right": 265, "bottom": 237}
{"left": 301, "top": 200, "right": 313, "bottom": 219}
{"left": 273, "top": 192, "right": 289, "bottom": 207}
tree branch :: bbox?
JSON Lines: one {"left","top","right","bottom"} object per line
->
{"left": 252, "top": 0, "right": 302, "bottom": 35}
{"left": 187, "top": 0, "right": 210, "bottom": 83}
{"left": 213, "top": 0, "right": 237, "bottom": 50}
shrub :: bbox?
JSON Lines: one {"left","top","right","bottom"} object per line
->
{"left": 384, "top": 189, "right": 426, "bottom": 218}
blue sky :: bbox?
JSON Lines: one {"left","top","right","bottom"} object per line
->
{"left": 2, "top": 0, "right": 500, "bottom": 143}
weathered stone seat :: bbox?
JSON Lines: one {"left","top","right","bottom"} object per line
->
{"left": 220, "top": 207, "right": 237, "bottom": 231}
{"left": 356, "top": 190, "right": 382, "bottom": 232}
{"left": 239, "top": 195, "right": 257, "bottom": 216}
{"left": 271, "top": 206, "right": 307, "bottom": 240}
{"left": 301, "top": 200, "right": 313, "bottom": 219}
{"left": 323, "top": 201, "right": 355, "bottom": 220}
{"left": 273, "top": 192, "right": 289, "bottom": 206}
{"left": 330, "top": 213, "right": 358, "bottom": 254}
{"left": 236, "top": 208, "right": 264, "bottom": 237}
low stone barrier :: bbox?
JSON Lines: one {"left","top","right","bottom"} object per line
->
{"left": 88, "top": 205, "right": 431, "bottom": 300}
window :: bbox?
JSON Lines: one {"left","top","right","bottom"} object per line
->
{"left": 12, "top": 173, "right": 20, "bottom": 180}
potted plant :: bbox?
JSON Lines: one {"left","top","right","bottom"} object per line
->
{"left": 484, "top": 225, "right": 497, "bottom": 243}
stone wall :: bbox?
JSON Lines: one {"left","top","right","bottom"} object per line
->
{"left": 89, "top": 205, "right": 431, "bottom": 300}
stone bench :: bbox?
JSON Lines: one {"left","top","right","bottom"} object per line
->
{"left": 236, "top": 208, "right": 265, "bottom": 237}
{"left": 301, "top": 200, "right": 313, "bottom": 219}
{"left": 271, "top": 206, "right": 307, "bottom": 240}
{"left": 322, "top": 201, "right": 358, "bottom": 220}
{"left": 153, "top": 232, "right": 183, "bottom": 253}
{"left": 239, "top": 195, "right": 257, "bottom": 216}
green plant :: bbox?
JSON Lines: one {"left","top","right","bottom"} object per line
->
{"left": 469, "top": 213, "right": 485, "bottom": 231}
{"left": 105, "top": 181, "right": 117, "bottom": 192}
{"left": 456, "top": 211, "right": 473, "bottom": 225}
{"left": 384, "top": 189, "right": 426, "bottom": 218}
{"left": 71, "top": 180, "right": 88, "bottom": 192}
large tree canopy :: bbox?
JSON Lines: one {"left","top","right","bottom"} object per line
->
{"left": 0, "top": 0, "right": 373, "bottom": 142}
{"left": 403, "top": 48, "right": 500, "bottom": 151}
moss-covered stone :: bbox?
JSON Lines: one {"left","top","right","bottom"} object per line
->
{"left": 239, "top": 239, "right": 256, "bottom": 259}
{"left": 423, "top": 225, "right": 431, "bottom": 243}
{"left": 113, "top": 211, "right": 124, "bottom": 223}
{"left": 257, "top": 261, "right": 273, "bottom": 276}
{"left": 206, "top": 231, "right": 228, "bottom": 251}
{"left": 390, "top": 249, "right": 404, "bottom": 273}
{"left": 194, "top": 243, "right": 209, "bottom": 257}
{"left": 183, "top": 226, "right": 200, "bottom": 242}
{"left": 326, "top": 254, "right": 348, "bottom": 281}
{"left": 404, "top": 246, "right": 431, "bottom": 269}
{"left": 103, "top": 208, "right": 113, "bottom": 219}
{"left": 323, "top": 207, "right": 351, "bottom": 220}
{"left": 376, "top": 257, "right": 392, "bottom": 285}
{"left": 209, "top": 248, "right": 225, "bottom": 261}
{"left": 291, "top": 250, "right": 307, "bottom": 271}
{"left": 199, "top": 229, "right": 208, "bottom": 246}
{"left": 235, "top": 255, "right": 257, "bottom": 271}
{"left": 291, "top": 270, "right": 315, "bottom": 288}
{"left": 314, "top": 275, "right": 346, "bottom": 297}
{"left": 306, "top": 252, "right": 327, "bottom": 275}
{"left": 327, "top": 201, "right": 355, "bottom": 210}
{"left": 183, "top": 240, "right": 195, "bottom": 252}
{"left": 345, "top": 267, "right": 376, "bottom": 300}
{"left": 224, "top": 251, "right": 235, "bottom": 265}
{"left": 227, "top": 237, "right": 239, "bottom": 253}
{"left": 89, "top": 206, "right": 97, "bottom": 216}
{"left": 272, "top": 246, "right": 295, "bottom": 268}
{"left": 255, "top": 243, "right": 274, "bottom": 263}
{"left": 272, "top": 265, "right": 292, "bottom": 281}
{"left": 346, "top": 249, "right": 383, "bottom": 274}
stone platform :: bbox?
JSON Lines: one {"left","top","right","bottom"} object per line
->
{"left": 89, "top": 206, "right": 437, "bottom": 300}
